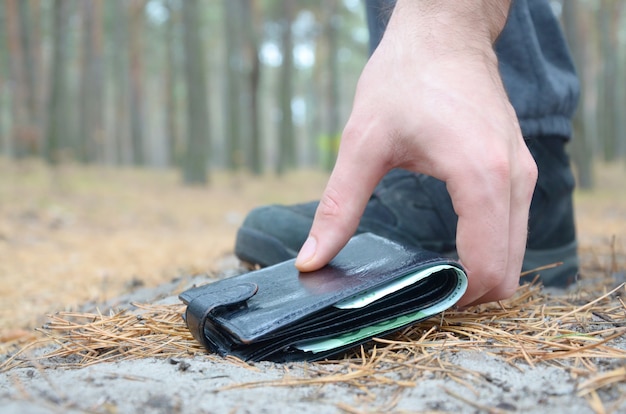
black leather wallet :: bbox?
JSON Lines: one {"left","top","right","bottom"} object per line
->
{"left": 179, "top": 233, "right": 467, "bottom": 362}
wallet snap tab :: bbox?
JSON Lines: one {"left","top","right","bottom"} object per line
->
{"left": 180, "top": 282, "right": 258, "bottom": 349}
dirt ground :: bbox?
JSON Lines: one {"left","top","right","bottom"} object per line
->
{"left": 0, "top": 159, "right": 329, "bottom": 337}
{"left": 1, "top": 158, "right": 625, "bottom": 413}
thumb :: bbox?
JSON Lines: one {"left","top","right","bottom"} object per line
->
{"left": 295, "top": 144, "right": 387, "bottom": 272}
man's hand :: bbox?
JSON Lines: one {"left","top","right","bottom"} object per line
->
{"left": 294, "top": 0, "right": 538, "bottom": 306}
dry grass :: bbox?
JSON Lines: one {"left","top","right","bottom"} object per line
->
{"left": 0, "top": 158, "right": 328, "bottom": 333}
{"left": 1, "top": 278, "right": 624, "bottom": 405}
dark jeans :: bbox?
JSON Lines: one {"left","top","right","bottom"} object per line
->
{"left": 364, "top": 0, "right": 580, "bottom": 140}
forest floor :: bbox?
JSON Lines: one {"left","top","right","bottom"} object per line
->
{"left": 0, "top": 158, "right": 625, "bottom": 413}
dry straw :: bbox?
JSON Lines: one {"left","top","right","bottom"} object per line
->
{"left": 2, "top": 274, "right": 625, "bottom": 410}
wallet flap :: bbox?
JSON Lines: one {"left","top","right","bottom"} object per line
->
{"left": 206, "top": 234, "right": 454, "bottom": 342}
{"left": 179, "top": 282, "right": 258, "bottom": 350}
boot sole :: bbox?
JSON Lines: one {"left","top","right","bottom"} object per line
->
{"left": 521, "top": 240, "right": 579, "bottom": 287}
{"left": 235, "top": 228, "right": 298, "bottom": 267}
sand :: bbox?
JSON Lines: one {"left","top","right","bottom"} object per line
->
{"left": 2, "top": 268, "right": 625, "bottom": 414}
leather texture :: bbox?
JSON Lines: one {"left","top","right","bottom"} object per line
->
{"left": 180, "top": 233, "right": 465, "bottom": 362}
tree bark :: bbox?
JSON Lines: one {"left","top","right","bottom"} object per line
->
{"left": 0, "top": 70, "right": 6, "bottom": 157}
{"left": 598, "top": 0, "right": 618, "bottom": 162}
{"left": 128, "top": 0, "right": 147, "bottom": 166}
{"left": 164, "top": 0, "right": 180, "bottom": 167}
{"left": 17, "top": 0, "right": 38, "bottom": 132}
{"left": 223, "top": 0, "right": 243, "bottom": 171}
{"left": 242, "top": 0, "right": 263, "bottom": 175}
{"left": 562, "top": 0, "right": 594, "bottom": 189}
{"left": 181, "top": 0, "right": 210, "bottom": 185}
{"left": 0, "top": 4, "right": 7, "bottom": 155}
{"left": 324, "top": 0, "right": 340, "bottom": 172}
{"left": 615, "top": 2, "right": 626, "bottom": 159}
{"left": 29, "top": 0, "right": 45, "bottom": 139}
{"left": 45, "top": 0, "right": 70, "bottom": 165}
{"left": 79, "top": 0, "right": 104, "bottom": 163}
{"left": 276, "top": 1, "right": 296, "bottom": 175}
{"left": 5, "top": 0, "right": 35, "bottom": 157}
{"left": 111, "top": 0, "right": 131, "bottom": 165}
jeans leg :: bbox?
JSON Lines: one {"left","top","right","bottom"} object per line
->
{"left": 365, "top": 0, "right": 396, "bottom": 55}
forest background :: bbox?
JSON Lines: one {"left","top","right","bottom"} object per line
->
{"left": 1, "top": 0, "right": 626, "bottom": 334}
{"left": 1, "top": 0, "right": 625, "bottom": 186}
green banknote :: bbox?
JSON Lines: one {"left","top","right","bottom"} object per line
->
{"left": 295, "top": 264, "right": 467, "bottom": 354}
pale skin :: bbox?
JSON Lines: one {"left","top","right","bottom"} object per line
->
{"left": 294, "top": 0, "right": 538, "bottom": 307}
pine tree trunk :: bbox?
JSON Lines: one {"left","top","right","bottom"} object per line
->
{"left": 324, "top": 0, "right": 340, "bottom": 172}
{"left": 223, "top": 0, "right": 243, "bottom": 171}
{"left": 16, "top": 0, "right": 42, "bottom": 155}
{"left": 614, "top": 2, "right": 626, "bottom": 159}
{"left": 242, "top": 0, "right": 262, "bottom": 175}
{"left": 111, "top": 0, "right": 131, "bottom": 165}
{"left": 79, "top": 0, "right": 104, "bottom": 163}
{"left": 128, "top": 0, "right": 146, "bottom": 166}
{"left": 45, "top": 0, "right": 70, "bottom": 165}
{"left": 276, "top": 1, "right": 295, "bottom": 175}
{"left": 164, "top": 0, "right": 180, "bottom": 167}
{"left": 562, "top": 0, "right": 594, "bottom": 189}
{"left": 598, "top": 0, "right": 618, "bottom": 162}
{"left": 181, "top": 0, "right": 210, "bottom": 185}
{"left": 5, "top": 0, "right": 32, "bottom": 157}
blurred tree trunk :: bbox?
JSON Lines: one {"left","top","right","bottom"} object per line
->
{"left": 0, "top": 74, "right": 5, "bottom": 157}
{"left": 242, "top": 0, "right": 263, "bottom": 175}
{"left": 128, "top": 0, "right": 147, "bottom": 166}
{"left": 0, "top": 70, "right": 5, "bottom": 155}
{"left": 5, "top": 0, "right": 35, "bottom": 157}
{"left": 29, "top": 0, "right": 45, "bottom": 134}
{"left": 45, "top": 0, "right": 70, "bottom": 165}
{"left": 615, "top": 2, "right": 626, "bottom": 159}
{"left": 323, "top": 0, "right": 340, "bottom": 172}
{"left": 598, "top": 0, "right": 618, "bottom": 162}
{"left": 164, "top": 0, "right": 180, "bottom": 167}
{"left": 307, "top": 53, "right": 323, "bottom": 168}
{"left": 0, "top": 3, "right": 8, "bottom": 155}
{"left": 181, "top": 0, "right": 210, "bottom": 185}
{"left": 223, "top": 0, "right": 243, "bottom": 171}
{"left": 276, "top": 1, "right": 295, "bottom": 175}
{"left": 562, "top": 0, "right": 594, "bottom": 189}
{"left": 18, "top": 0, "right": 42, "bottom": 154}
{"left": 111, "top": 0, "right": 131, "bottom": 165}
{"left": 79, "top": 0, "right": 104, "bottom": 163}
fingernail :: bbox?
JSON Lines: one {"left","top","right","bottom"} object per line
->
{"left": 296, "top": 236, "right": 317, "bottom": 267}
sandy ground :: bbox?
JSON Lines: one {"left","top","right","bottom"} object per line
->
{"left": 1, "top": 270, "right": 625, "bottom": 414}
{"left": 1, "top": 160, "right": 625, "bottom": 413}
{"left": 2, "top": 347, "right": 620, "bottom": 414}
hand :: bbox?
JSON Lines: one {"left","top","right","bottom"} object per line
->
{"left": 295, "top": 0, "right": 537, "bottom": 306}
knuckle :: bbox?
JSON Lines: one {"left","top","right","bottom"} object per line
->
{"left": 317, "top": 191, "right": 339, "bottom": 217}
{"left": 490, "top": 283, "right": 518, "bottom": 302}
{"left": 473, "top": 264, "right": 519, "bottom": 302}
{"left": 315, "top": 184, "right": 362, "bottom": 237}
{"left": 317, "top": 187, "right": 343, "bottom": 220}
{"left": 514, "top": 150, "right": 538, "bottom": 201}
{"left": 476, "top": 262, "right": 507, "bottom": 292}
{"left": 486, "top": 157, "right": 512, "bottom": 185}
{"left": 525, "top": 154, "right": 539, "bottom": 187}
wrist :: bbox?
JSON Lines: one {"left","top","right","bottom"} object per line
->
{"left": 386, "top": 0, "right": 511, "bottom": 56}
